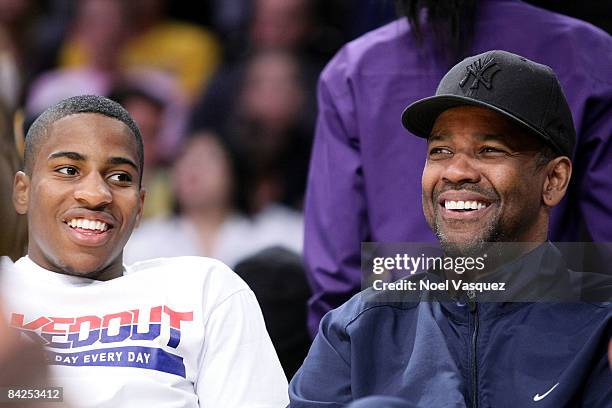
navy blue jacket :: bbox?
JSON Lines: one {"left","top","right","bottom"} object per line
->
{"left": 289, "top": 244, "right": 612, "bottom": 407}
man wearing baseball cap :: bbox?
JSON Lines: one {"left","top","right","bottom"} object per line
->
{"left": 288, "top": 51, "right": 611, "bottom": 407}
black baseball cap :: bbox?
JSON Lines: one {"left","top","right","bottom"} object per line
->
{"left": 402, "top": 50, "right": 576, "bottom": 157}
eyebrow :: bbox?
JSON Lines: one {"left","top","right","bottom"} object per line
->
{"left": 48, "top": 151, "right": 139, "bottom": 172}
{"left": 108, "top": 157, "right": 139, "bottom": 172}
{"left": 49, "top": 151, "right": 85, "bottom": 161}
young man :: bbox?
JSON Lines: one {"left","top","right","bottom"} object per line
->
{"left": 289, "top": 51, "right": 611, "bottom": 407}
{"left": 3, "top": 95, "right": 288, "bottom": 407}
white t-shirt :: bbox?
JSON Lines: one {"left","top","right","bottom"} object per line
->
{"left": 1, "top": 256, "right": 289, "bottom": 408}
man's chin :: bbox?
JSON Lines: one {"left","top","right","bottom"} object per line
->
{"left": 57, "top": 252, "right": 120, "bottom": 280}
{"left": 439, "top": 239, "right": 491, "bottom": 258}
{"left": 435, "top": 229, "right": 492, "bottom": 257}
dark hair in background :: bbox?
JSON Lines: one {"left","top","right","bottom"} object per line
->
{"left": 109, "top": 87, "right": 165, "bottom": 113}
{"left": 0, "top": 102, "right": 27, "bottom": 261}
{"left": 234, "top": 247, "right": 312, "bottom": 379}
{"left": 24, "top": 95, "right": 144, "bottom": 186}
{"left": 395, "top": 0, "right": 479, "bottom": 66}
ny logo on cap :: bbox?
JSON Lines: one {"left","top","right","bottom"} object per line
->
{"left": 459, "top": 56, "right": 501, "bottom": 91}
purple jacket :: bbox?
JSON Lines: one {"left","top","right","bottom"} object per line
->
{"left": 304, "top": 0, "right": 612, "bottom": 335}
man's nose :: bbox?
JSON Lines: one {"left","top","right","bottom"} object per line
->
{"left": 74, "top": 173, "right": 112, "bottom": 208}
{"left": 441, "top": 153, "right": 481, "bottom": 185}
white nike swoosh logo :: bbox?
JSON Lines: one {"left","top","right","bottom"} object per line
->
{"left": 533, "top": 382, "right": 560, "bottom": 401}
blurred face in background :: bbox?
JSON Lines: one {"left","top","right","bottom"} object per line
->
{"left": 250, "top": 0, "right": 312, "bottom": 49}
{"left": 121, "top": 94, "right": 164, "bottom": 171}
{"left": 240, "top": 50, "right": 305, "bottom": 134}
{"left": 73, "top": 0, "right": 128, "bottom": 69}
{"left": 173, "top": 133, "right": 233, "bottom": 213}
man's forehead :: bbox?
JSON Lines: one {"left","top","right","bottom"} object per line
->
{"left": 48, "top": 112, "right": 133, "bottom": 134}
{"left": 44, "top": 113, "right": 136, "bottom": 146}
{"left": 428, "top": 132, "right": 510, "bottom": 144}
{"left": 35, "top": 114, "right": 139, "bottom": 165}
{"left": 429, "top": 106, "right": 528, "bottom": 142}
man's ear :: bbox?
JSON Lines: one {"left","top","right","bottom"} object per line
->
{"left": 542, "top": 157, "right": 571, "bottom": 207}
{"left": 134, "top": 189, "right": 146, "bottom": 228}
{"left": 13, "top": 171, "right": 30, "bottom": 215}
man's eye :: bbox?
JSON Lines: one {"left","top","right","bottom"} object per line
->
{"left": 109, "top": 173, "right": 132, "bottom": 183}
{"left": 429, "top": 147, "right": 453, "bottom": 157}
{"left": 57, "top": 166, "right": 78, "bottom": 175}
{"left": 480, "top": 147, "right": 506, "bottom": 155}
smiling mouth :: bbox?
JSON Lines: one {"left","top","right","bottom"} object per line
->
{"left": 65, "top": 218, "right": 111, "bottom": 234}
{"left": 442, "top": 200, "right": 490, "bottom": 212}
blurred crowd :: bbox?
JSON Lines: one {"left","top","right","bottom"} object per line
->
{"left": 0, "top": 0, "right": 609, "bottom": 381}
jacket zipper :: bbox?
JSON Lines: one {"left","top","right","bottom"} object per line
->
{"left": 468, "top": 290, "right": 479, "bottom": 408}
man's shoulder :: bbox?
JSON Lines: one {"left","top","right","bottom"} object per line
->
{"left": 322, "top": 275, "right": 428, "bottom": 334}
{"left": 320, "top": 19, "right": 413, "bottom": 85}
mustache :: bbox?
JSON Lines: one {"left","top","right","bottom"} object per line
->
{"left": 433, "top": 182, "right": 500, "bottom": 202}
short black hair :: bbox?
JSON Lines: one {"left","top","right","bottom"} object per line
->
{"left": 24, "top": 95, "right": 144, "bottom": 185}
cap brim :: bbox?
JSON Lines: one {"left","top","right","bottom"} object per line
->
{"left": 401, "top": 95, "right": 563, "bottom": 154}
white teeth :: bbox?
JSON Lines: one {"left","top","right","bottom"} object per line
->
{"left": 444, "top": 200, "right": 488, "bottom": 210}
{"left": 67, "top": 218, "right": 109, "bottom": 231}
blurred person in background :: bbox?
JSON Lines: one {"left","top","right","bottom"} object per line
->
{"left": 109, "top": 76, "right": 188, "bottom": 219}
{"left": 234, "top": 247, "right": 312, "bottom": 380}
{"left": 303, "top": 0, "right": 612, "bottom": 336}
{"left": 233, "top": 49, "right": 312, "bottom": 213}
{"left": 120, "top": 0, "right": 221, "bottom": 101}
{"left": 57, "top": 0, "right": 127, "bottom": 74}
{"left": 125, "top": 130, "right": 303, "bottom": 268}
{"left": 0, "top": 0, "right": 32, "bottom": 108}
{"left": 0, "top": 0, "right": 63, "bottom": 107}
{"left": 25, "top": 0, "right": 190, "bottom": 136}
{"left": 249, "top": 0, "right": 314, "bottom": 54}
{"left": 125, "top": 131, "right": 254, "bottom": 267}
{"left": 193, "top": 49, "right": 313, "bottom": 216}
{"left": 25, "top": 0, "right": 129, "bottom": 116}
{"left": 56, "top": 0, "right": 220, "bottom": 103}
{"left": 0, "top": 101, "right": 27, "bottom": 261}
{"left": 189, "top": 0, "right": 321, "bottom": 149}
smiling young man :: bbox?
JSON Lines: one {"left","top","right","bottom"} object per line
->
{"left": 288, "top": 51, "right": 611, "bottom": 407}
{"left": 2, "top": 95, "right": 288, "bottom": 407}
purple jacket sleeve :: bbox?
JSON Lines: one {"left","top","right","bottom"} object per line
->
{"left": 303, "top": 52, "right": 368, "bottom": 336}
{"left": 549, "top": 30, "right": 612, "bottom": 244}
{"left": 576, "top": 84, "right": 612, "bottom": 241}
